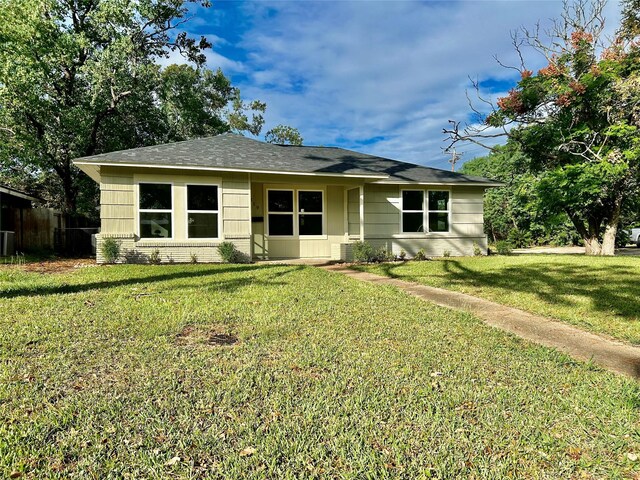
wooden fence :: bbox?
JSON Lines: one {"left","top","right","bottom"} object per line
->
{"left": 2, "top": 207, "right": 64, "bottom": 251}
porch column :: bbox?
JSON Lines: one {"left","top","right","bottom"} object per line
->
{"left": 359, "top": 185, "right": 364, "bottom": 241}
{"left": 343, "top": 187, "right": 349, "bottom": 240}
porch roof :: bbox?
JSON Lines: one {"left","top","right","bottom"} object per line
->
{"left": 75, "top": 133, "right": 502, "bottom": 186}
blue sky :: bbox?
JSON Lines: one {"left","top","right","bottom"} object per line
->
{"left": 163, "top": 0, "right": 621, "bottom": 170}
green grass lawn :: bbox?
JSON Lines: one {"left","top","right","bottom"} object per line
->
{"left": 1, "top": 263, "right": 640, "bottom": 478}
{"left": 356, "top": 255, "right": 640, "bottom": 345}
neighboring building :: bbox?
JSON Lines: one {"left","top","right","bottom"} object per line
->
{"left": 74, "top": 133, "right": 501, "bottom": 263}
{"left": 0, "top": 184, "right": 63, "bottom": 256}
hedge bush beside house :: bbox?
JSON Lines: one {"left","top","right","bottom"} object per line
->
{"left": 100, "top": 238, "right": 121, "bottom": 264}
{"left": 217, "top": 241, "right": 250, "bottom": 264}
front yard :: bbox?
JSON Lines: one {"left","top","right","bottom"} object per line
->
{"left": 1, "top": 262, "right": 639, "bottom": 478}
{"left": 358, "top": 254, "right": 640, "bottom": 345}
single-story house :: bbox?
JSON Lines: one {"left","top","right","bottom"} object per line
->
{"left": 73, "top": 133, "right": 501, "bottom": 263}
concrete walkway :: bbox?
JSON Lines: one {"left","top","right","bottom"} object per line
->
{"left": 322, "top": 264, "right": 640, "bottom": 380}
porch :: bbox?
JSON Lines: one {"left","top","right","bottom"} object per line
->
{"left": 248, "top": 175, "right": 367, "bottom": 261}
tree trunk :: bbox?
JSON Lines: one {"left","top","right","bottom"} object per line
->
{"left": 601, "top": 194, "right": 623, "bottom": 256}
{"left": 565, "top": 209, "right": 607, "bottom": 256}
{"left": 583, "top": 235, "right": 603, "bottom": 255}
{"left": 61, "top": 159, "right": 77, "bottom": 214}
{"left": 566, "top": 210, "right": 597, "bottom": 254}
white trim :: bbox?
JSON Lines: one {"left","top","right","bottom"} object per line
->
{"left": 136, "top": 181, "right": 175, "bottom": 240}
{"left": 343, "top": 187, "right": 349, "bottom": 240}
{"left": 297, "top": 189, "right": 325, "bottom": 237}
{"left": 400, "top": 189, "right": 425, "bottom": 234}
{"left": 74, "top": 161, "right": 388, "bottom": 179}
{"left": 185, "top": 183, "right": 222, "bottom": 241}
{"left": 266, "top": 188, "right": 295, "bottom": 237}
{"left": 359, "top": 185, "right": 364, "bottom": 242}
{"left": 426, "top": 189, "right": 451, "bottom": 234}
{"left": 248, "top": 172, "right": 253, "bottom": 257}
{"left": 265, "top": 187, "right": 327, "bottom": 239}
{"left": 373, "top": 179, "right": 503, "bottom": 187}
{"left": 399, "top": 188, "right": 452, "bottom": 235}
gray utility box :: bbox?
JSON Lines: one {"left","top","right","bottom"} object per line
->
{"left": 0, "top": 231, "right": 15, "bottom": 256}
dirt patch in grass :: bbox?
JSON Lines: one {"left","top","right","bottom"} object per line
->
{"left": 1, "top": 258, "right": 96, "bottom": 274}
{"left": 176, "top": 325, "right": 238, "bottom": 347}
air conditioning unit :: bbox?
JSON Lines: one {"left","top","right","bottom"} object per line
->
{"left": 0, "top": 231, "right": 15, "bottom": 256}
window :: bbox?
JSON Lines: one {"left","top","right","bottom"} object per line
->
{"left": 267, "top": 189, "right": 324, "bottom": 236}
{"left": 267, "top": 190, "right": 294, "bottom": 236}
{"left": 139, "top": 183, "right": 172, "bottom": 238}
{"left": 298, "top": 191, "right": 323, "bottom": 236}
{"left": 187, "top": 185, "right": 219, "bottom": 238}
{"left": 401, "top": 190, "right": 424, "bottom": 233}
{"left": 428, "top": 191, "right": 450, "bottom": 232}
{"left": 401, "top": 190, "right": 450, "bottom": 233}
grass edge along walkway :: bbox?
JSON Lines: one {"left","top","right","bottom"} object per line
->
{"left": 322, "top": 264, "right": 640, "bottom": 380}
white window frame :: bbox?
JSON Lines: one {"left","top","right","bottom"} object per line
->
{"left": 399, "top": 188, "right": 451, "bottom": 235}
{"left": 400, "top": 189, "right": 425, "bottom": 234}
{"left": 137, "top": 182, "right": 174, "bottom": 240}
{"left": 426, "top": 189, "right": 451, "bottom": 234}
{"left": 265, "top": 187, "right": 326, "bottom": 238}
{"left": 266, "top": 188, "right": 295, "bottom": 237}
{"left": 185, "top": 183, "right": 222, "bottom": 240}
{"left": 297, "top": 189, "right": 324, "bottom": 237}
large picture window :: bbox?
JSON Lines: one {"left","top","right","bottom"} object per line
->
{"left": 139, "top": 183, "right": 172, "bottom": 238}
{"left": 267, "top": 190, "right": 294, "bottom": 236}
{"left": 401, "top": 190, "right": 450, "bottom": 233}
{"left": 187, "top": 185, "right": 219, "bottom": 238}
{"left": 267, "top": 189, "right": 324, "bottom": 236}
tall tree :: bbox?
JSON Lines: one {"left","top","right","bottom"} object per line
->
{"left": 0, "top": 0, "right": 265, "bottom": 216}
{"left": 446, "top": 0, "right": 640, "bottom": 255}
{"left": 265, "top": 125, "right": 303, "bottom": 145}
{"left": 460, "top": 143, "right": 580, "bottom": 246}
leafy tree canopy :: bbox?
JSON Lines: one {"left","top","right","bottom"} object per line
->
{"left": 461, "top": 143, "right": 581, "bottom": 247}
{"left": 447, "top": 0, "right": 640, "bottom": 255}
{"left": 0, "top": 0, "right": 266, "bottom": 217}
{"left": 264, "top": 125, "right": 303, "bottom": 145}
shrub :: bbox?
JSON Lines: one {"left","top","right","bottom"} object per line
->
{"left": 218, "top": 241, "right": 239, "bottom": 263}
{"left": 190, "top": 252, "right": 198, "bottom": 264}
{"left": 615, "top": 228, "right": 631, "bottom": 248}
{"left": 376, "top": 246, "right": 394, "bottom": 262}
{"left": 100, "top": 238, "right": 121, "bottom": 264}
{"left": 414, "top": 248, "right": 427, "bottom": 261}
{"left": 473, "top": 242, "right": 483, "bottom": 256}
{"left": 507, "top": 228, "right": 533, "bottom": 248}
{"left": 149, "top": 249, "right": 162, "bottom": 265}
{"left": 442, "top": 249, "right": 451, "bottom": 258}
{"left": 495, "top": 240, "right": 513, "bottom": 255}
{"left": 398, "top": 249, "right": 407, "bottom": 261}
{"left": 352, "top": 241, "right": 377, "bottom": 263}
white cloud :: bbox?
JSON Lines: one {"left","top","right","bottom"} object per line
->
{"left": 197, "top": 0, "right": 622, "bottom": 170}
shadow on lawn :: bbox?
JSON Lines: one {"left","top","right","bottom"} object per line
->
{"left": 375, "top": 257, "right": 640, "bottom": 321}
{"left": 0, "top": 264, "right": 304, "bottom": 299}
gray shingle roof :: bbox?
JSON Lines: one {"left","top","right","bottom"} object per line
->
{"left": 74, "top": 133, "right": 501, "bottom": 185}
